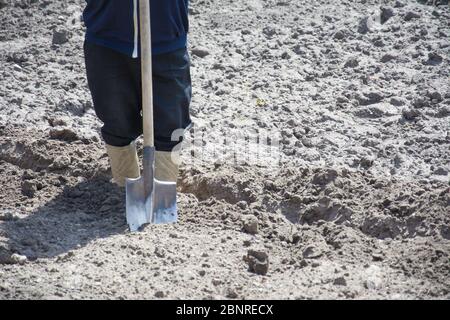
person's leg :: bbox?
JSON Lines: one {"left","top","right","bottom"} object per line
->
{"left": 84, "top": 41, "right": 141, "bottom": 186}
{"left": 151, "top": 47, "right": 192, "bottom": 182}
{"left": 152, "top": 47, "right": 192, "bottom": 152}
{"left": 84, "top": 41, "right": 143, "bottom": 146}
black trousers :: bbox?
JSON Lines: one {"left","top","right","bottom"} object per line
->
{"left": 84, "top": 41, "right": 192, "bottom": 151}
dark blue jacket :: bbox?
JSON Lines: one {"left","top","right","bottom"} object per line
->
{"left": 83, "top": 0, "right": 189, "bottom": 57}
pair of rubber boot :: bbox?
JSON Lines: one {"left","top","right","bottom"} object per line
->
{"left": 106, "top": 142, "right": 178, "bottom": 187}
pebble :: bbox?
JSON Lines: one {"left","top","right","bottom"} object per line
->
{"left": 404, "top": 11, "right": 421, "bottom": 22}
{"left": 390, "top": 97, "right": 406, "bottom": 106}
{"left": 381, "top": 53, "right": 396, "bottom": 63}
{"left": 11, "top": 253, "right": 28, "bottom": 265}
{"left": 52, "top": 28, "right": 69, "bottom": 45}
{"left": 380, "top": 7, "right": 395, "bottom": 24}
{"left": 358, "top": 16, "right": 371, "bottom": 34}
{"left": 344, "top": 57, "right": 359, "bottom": 68}
{"left": 22, "top": 170, "right": 36, "bottom": 180}
{"left": 245, "top": 249, "right": 269, "bottom": 275}
{"left": 50, "top": 155, "right": 71, "bottom": 170}
{"left": 372, "top": 252, "right": 384, "bottom": 262}
{"left": 21, "top": 180, "right": 37, "bottom": 198}
{"left": 334, "top": 30, "right": 346, "bottom": 40}
{"left": 364, "top": 265, "right": 383, "bottom": 290}
{"left": 402, "top": 107, "right": 421, "bottom": 120}
{"left": 236, "top": 201, "right": 248, "bottom": 210}
{"left": 49, "top": 127, "right": 79, "bottom": 142}
{"left": 356, "top": 91, "right": 384, "bottom": 106}
{"left": 424, "top": 52, "right": 443, "bottom": 66}
{"left": 333, "top": 277, "right": 347, "bottom": 286}
{"left": 243, "top": 216, "right": 259, "bottom": 235}
{"left": 191, "top": 47, "right": 210, "bottom": 58}
{"left": 302, "top": 245, "right": 324, "bottom": 259}
{"left": 226, "top": 288, "right": 239, "bottom": 299}
{"left": 154, "top": 247, "right": 166, "bottom": 258}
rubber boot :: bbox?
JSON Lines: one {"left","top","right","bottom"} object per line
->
{"left": 155, "top": 151, "right": 179, "bottom": 183}
{"left": 106, "top": 142, "right": 140, "bottom": 187}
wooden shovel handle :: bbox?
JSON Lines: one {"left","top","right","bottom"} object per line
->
{"left": 139, "top": 0, "right": 154, "bottom": 147}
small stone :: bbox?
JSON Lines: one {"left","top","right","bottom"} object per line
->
{"left": 292, "top": 45, "right": 306, "bottom": 55}
{"left": 333, "top": 277, "right": 347, "bottom": 286}
{"left": 212, "top": 279, "right": 222, "bottom": 286}
{"left": 50, "top": 156, "right": 71, "bottom": 170}
{"left": 49, "top": 127, "right": 79, "bottom": 142}
{"left": 380, "top": 7, "right": 395, "bottom": 24}
{"left": 381, "top": 53, "right": 396, "bottom": 63}
{"left": 198, "top": 270, "right": 206, "bottom": 277}
{"left": 427, "top": 91, "right": 443, "bottom": 102}
{"left": 424, "top": 52, "right": 443, "bottom": 66}
{"left": 281, "top": 51, "right": 291, "bottom": 59}
{"left": 21, "top": 180, "right": 37, "bottom": 198}
{"left": 402, "top": 107, "right": 421, "bottom": 120}
{"left": 372, "top": 252, "right": 384, "bottom": 261}
{"left": 364, "top": 265, "right": 383, "bottom": 290}
{"left": 226, "top": 288, "right": 238, "bottom": 299}
{"left": 436, "top": 106, "right": 450, "bottom": 118}
{"left": 337, "top": 96, "right": 349, "bottom": 104}
{"left": 52, "top": 29, "right": 69, "bottom": 45}
{"left": 11, "top": 253, "right": 27, "bottom": 265}
{"left": 262, "top": 26, "right": 277, "bottom": 37}
{"left": 243, "top": 216, "right": 259, "bottom": 235}
{"left": 245, "top": 249, "right": 269, "bottom": 275}
{"left": 22, "top": 170, "right": 36, "bottom": 180}
{"left": 413, "top": 97, "right": 430, "bottom": 108}
{"left": 390, "top": 97, "right": 406, "bottom": 106}
{"left": 433, "top": 167, "right": 448, "bottom": 176}
{"left": 154, "top": 291, "right": 165, "bottom": 298}
{"left": 365, "top": 278, "right": 382, "bottom": 290}
{"left": 191, "top": 47, "right": 210, "bottom": 58}
{"left": 311, "top": 169, "right": 338, "bottom": 185}
{"left": 344, "top": 57, "right": 359, "bottom": 68}
{"left": 404, "top": 11, "right": 421, "bottom": 22}
{"left": 334, "top": 30, "right": 346, "bottom": 40}
{"left": 301, "top": 137, "right": 313, "bottom": 148}
{"left": 302, "top": 245, "right": 323, "bottom": 259}
{"left": 359, "top": 156, "right": 375, "bottom": 168}
{"left": 358, "top": 16, "right": 371, "bottom": 34}
{"left": 154, "top": 247, "right": 166, "bottom": 258}
{"left": 357, "top": 91, "right": 384, "bottom": 106}
{"left": 236, "top": 201, "right": 248, "bottom": 210}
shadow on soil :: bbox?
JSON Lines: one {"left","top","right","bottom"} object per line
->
{"left": 1, "top": 177, "right": 128, "bottom": 260}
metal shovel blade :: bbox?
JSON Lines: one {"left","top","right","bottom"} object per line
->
{"left": 125, "top": 147, "right": 177, "bottom": 232}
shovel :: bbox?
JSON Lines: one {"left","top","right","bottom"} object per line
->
{"left": 125, "top": 0, "right": 178, "bottom": 232}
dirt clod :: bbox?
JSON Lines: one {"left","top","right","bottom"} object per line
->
{"left": 245, "top": 249, "right": 269, "bottom": 275}
{"left": 242, "top": 216, "right": 259, "bottom": 235}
